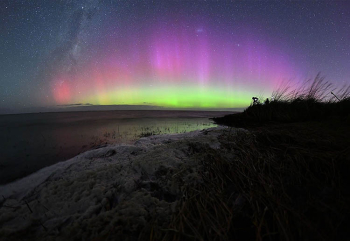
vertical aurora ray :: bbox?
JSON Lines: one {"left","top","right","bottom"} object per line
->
{"left": 2, "top": 1, "right": 349, "bottom": 113}
{"left": 50, "top": 17, "right": 304, "bottom": 108}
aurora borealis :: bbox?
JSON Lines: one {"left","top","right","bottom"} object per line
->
{"left": 1, "top": 1, "right": 350, "bottom": 113}
{"left": 51, "top": 19, "right": 297, "bottom": 108}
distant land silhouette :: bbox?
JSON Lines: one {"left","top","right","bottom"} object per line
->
{"left": 0, "top": 105, "right": 244, "bottom": 115}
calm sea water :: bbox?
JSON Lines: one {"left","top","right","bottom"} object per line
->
{"left": 0, "top": 110, "right": 230, "bottom": 184}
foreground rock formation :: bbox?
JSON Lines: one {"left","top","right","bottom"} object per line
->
{"left": 0, "top": 127, "right": 239, "bottom": 240}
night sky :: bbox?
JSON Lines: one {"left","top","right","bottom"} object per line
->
{"left": 1, "top": 0, "right": 349, "bottom": 114}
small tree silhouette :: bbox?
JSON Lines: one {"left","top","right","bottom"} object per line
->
{"left": 252, "top": 97, "right": 259, "bottom": 105}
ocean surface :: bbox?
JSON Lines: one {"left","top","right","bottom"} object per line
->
{"left": 0, "top": 110, "right": 230, "bottom": 185}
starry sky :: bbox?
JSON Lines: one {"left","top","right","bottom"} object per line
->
{"left": 1, "top": 0, "right": 349, "bottom": 114}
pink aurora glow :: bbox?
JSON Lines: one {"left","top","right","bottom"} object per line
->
{"left": 51, "top": 20, "right": 304, "bottom": 106}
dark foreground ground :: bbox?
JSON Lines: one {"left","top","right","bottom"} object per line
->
{"left": 1, "top": 114, "right": 349, "bottom": 240}
{"left": 210, "top": 116, "right": 350, "bottom": 241}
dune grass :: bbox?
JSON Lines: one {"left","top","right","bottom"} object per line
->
{"left": 213, "top": 73, "right": 350, "bottom": 127}
{"left": 148, "top": 120, "right": 350, "bottom": 241}
{"left": 149, "top": 74, "right": 350, "bottom": 240}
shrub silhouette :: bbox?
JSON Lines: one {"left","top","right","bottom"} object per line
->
{"left": 214, "top": 73, "right": 350, "bottom": 127}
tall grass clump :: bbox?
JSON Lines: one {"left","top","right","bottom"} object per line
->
{"left": 151, "top": 122, "right": 350, "bottom": 240}
{"left": 213, "top": 73, "right": 350, "bottom": 127}
{"left": 153, "top": 77, "right": 350, "bottom": 240}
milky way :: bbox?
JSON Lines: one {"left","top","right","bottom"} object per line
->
{"left": 1, "top": 1, "right": 349, "bottom": 113}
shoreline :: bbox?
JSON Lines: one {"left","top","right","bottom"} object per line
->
{"left": 0, "top": 126, "right": 237, "bottom": 240}
{"left": 0, "top": 111, "right": 230, "bottom": 185}
{"left": 1, "top": 118, "right": 349, "bottom": 240}
{"left": 0, "top": 126, "right": 228, "bottom": 199}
